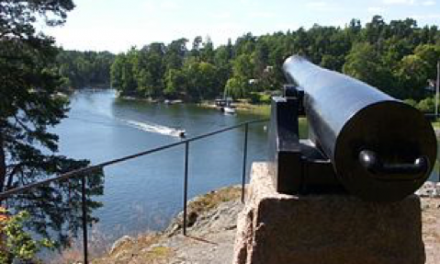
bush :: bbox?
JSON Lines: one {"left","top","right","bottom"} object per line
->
{"left": 403, "top": 98, "right": 417, "bottom": 108}
{"left": 249, "top": 92, "right": 271, "bottom": 104}
{"left": 416, "top": 97, "right": 435, "bottom": 113}
{"left": 0, "top": 208, "right": 54, "bottom": 263}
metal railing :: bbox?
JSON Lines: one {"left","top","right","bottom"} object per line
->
{"left": 0, "top": 119, "right": 268, "bottom": 264}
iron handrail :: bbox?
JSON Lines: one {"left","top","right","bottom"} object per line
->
{"left": 0, "top": 118, "right": 269, "bottom": 264}
{"left": 0, "top": 119, "right": 267, "bottom": 200}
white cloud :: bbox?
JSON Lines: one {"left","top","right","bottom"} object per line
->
{"left": 249, "top": 11, "right": 275, "bottom": 19}
{"left": 367, "top": 6, "right": 386, "bottom": 13}
{"left": 411, "top": 13, "right": 440, "bottom": 19}
{"left": 144, "top": 1, "right": 156, "bottom": 12}
{"left": 383, "top": 0, "right": 437, "bottom": 5}
{"left": 306, "top": 1, "right": 328, "bottom": 8}
{"left": 213, "top": 12, "right": 232, "bottom": 20}
{"left": 276, "top": 23, "right": 300, "bottom": 31}
{"left": 422, "top": 0, "right": 436, "bottom": 5}
{"left": 160, "top": 1, "right": 179, "bottom": 10}
{"left": 383, "top": 0, "right": 416, "bottom": 5}
{"left": 144, "top": 0, "right": 179, "bottom": 13}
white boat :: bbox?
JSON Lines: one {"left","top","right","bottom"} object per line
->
{"left": 224, "top": 106, "right": 236, "bottom": 115}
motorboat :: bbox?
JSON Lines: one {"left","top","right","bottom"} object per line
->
{"left": 177, "top": 129, "right": 186, "bottom": 138}
{"left": 224, "top": 105, "right": 236, "bottom": 115}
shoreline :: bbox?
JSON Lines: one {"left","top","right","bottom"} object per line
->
{"left": 117, "top": 95, "right": 440, "bottom": 123}
{"left": 198, "top": 101, "right": 271, "bottom": 116}
{"left": 117, "top": 95, "right": 271, "bottom": 116}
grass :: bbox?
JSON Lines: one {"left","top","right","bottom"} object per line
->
{"left": 235, "top": 103, "right": 271, "bottom": 116}
{"left": 144, "top": 246, "right": 172, "bottom": 259}
{"left": 431, "top": 121, "right": 440, "bottom": 128}
{"left": 91, "top": 233, "right": 174, "bottom": 264}
{"left": 187, "top": 186, "right": 242, "bottom": 215}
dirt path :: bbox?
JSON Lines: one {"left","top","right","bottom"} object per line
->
{"left": 93, "top": 188, "right": 440, "bottom": 264}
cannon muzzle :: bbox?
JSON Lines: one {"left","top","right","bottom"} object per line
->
{"left": 270, "top": 55, "right": 437, "bottom": 202}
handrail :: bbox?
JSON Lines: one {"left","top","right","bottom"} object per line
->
{"left": 0, "top": 119, "right": 267, "bottom": 200}
{"left": 0, "top": 118, "right": 269, "bottom": 264}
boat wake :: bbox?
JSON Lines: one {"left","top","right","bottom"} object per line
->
{"left": 123, "top": 119, "right": 184, "bottom": 138}
{"left": 70, "top": 111, "right": 185, "bottom": 138}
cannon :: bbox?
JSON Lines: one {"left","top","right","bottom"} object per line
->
{"left": 269, "top": 55, "right": 437, "bottom": 202}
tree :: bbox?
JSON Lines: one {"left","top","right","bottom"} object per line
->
{"left": 111, "top": 16, "right": 440, "bottom": 104}
{"left": 253, "top": 41, "right": 270, "bottom": 74}
{"left": 165, "top": 68, "right": 186, "bottom": 98}
{"left": 343, "top": 42, "right": 392, "bottom": 93}
{"left": 0, "top": 0, "right": 104, "bottom": 256}
{"left": 111, "top": 54, "right": 127, "bottom": 91}
{"left": 395, "top": 54, "right": 430, "bottom": 99}
{"left": 232, "top": 54, "right": 254, "bottom": 81}
{"left": 413, "top": 44, "right": 440, "bottom": 79}
{"left": 225, "top": 77, "right": 248, "bottom": 98}
{"left": 200, "top": 36, "right": 215, "bottom": 63}
{"left": 56, "top": 50, "right": 115, "bottom": 89}
{"left": 165, "top": 38, "right": 188, "bottom": 70}
{"left": 363, "top": 15, "right": 386, "bottom": 45}
{"left": 191, "top": 36, "right": 203, "bottom": 57}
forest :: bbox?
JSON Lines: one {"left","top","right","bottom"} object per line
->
{"left": 56, "top": 50, "right": 115, "bottom": 90}
{"left": 106, "top": 16, "right": 440, "bottom": 112}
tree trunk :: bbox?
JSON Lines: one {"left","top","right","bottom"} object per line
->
{"left": 0, "top": 132, "right": 6, "bottom": 193}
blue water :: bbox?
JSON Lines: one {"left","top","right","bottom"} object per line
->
{"left": 51, "top": 89, "right": 269, "bottom": 247}
{"left": 49, "top": 89, "right": 439, "bottom": 255}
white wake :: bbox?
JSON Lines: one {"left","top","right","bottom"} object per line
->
{"left": 123, "top": 119, "right": 184, "bottom": 138}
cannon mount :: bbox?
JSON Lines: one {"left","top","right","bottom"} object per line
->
{"left": 269, "top": 85, "right": 345, "bottom": 195}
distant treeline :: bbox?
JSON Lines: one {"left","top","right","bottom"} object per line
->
{"left": 61, "top": 16, "right": 440, "bottom": 112}
{"left": 56, "top": 50, "right": 115, "bottom": 89}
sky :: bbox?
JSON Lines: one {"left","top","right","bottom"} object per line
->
{"left": 41, "top": 0, "right": 440, "bottom": 53}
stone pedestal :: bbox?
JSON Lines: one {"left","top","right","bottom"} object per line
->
{"left": 233, "top": 163, "right": 425, "bottom": 264}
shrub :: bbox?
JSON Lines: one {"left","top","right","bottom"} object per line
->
{"left": 0, "top": 208, "right": 54, "bottom": 263}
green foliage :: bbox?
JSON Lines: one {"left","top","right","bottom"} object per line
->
{"left": 109, "top": 16, "right": 440, "bottom": 104}
{"left": 405, "top": 95, "right": 437, "bottom": 113}
{"left": 0, "top": 0, "right": 104, "bottom": 256}
{"left": 395, "top": 54, "right": 430, "bottom": 99}
{"left": 343, "top": 43, "right": 386, "bottom": 88}
{"left": 0, "top": 210, "right": 54, "bottom": 263}
{"left": 225, "top": 77, "right": 249, "bottom": 99}
{"left": 56, "top": 50, "right": 115, "bottom": 90}
{"left": 249, "top": 92, "right": 272, "bottom": 104}
{"left": 403, "top": 98, "right": 418, "bottom": 108}
{"left": 416, "top": 96, "right": 436, "bottom": 113}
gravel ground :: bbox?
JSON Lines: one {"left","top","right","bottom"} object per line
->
{"left": 421, "top": 197, "right": 440, "bottom": 264}
{"left": 93, "top": 189, "right": 440, "bottom": 264}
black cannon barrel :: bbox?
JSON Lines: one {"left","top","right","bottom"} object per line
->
{"left": 283, "top": 55, "right": 437, "bottom": 202}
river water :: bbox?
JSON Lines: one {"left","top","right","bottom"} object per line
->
{"left": 51, "top": 89, "right": 439, "bottom": 251}
{"left": 52, "top": 89, "right": 269, "bottom": 244}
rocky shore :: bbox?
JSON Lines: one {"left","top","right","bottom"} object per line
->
{"left": 92, "top": 182, "right": 440, "bottom": 264}
{"left": 93, "top": 186, "right": 244, "bottom": 264}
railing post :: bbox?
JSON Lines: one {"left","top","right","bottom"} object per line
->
{"left": 183, "top": 141, "right": 189, "bottom": 236}
{"left": 241, "top": 123, "right": 249, "bottom": 203}
{"left": 81, "top": 175, "right": 89, "bottom": 264}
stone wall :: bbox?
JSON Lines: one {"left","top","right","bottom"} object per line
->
{"left": 233, "top": 163, "right": 425, "bottom": 264}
